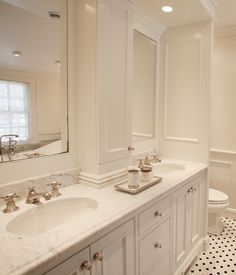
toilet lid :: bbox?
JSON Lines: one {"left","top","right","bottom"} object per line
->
{"left": 209, "top": 188, "right": 229, "bottom": 204}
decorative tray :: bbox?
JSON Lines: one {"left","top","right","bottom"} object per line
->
{"left": 115, "top": 176, "right": 162, "bottom": 194}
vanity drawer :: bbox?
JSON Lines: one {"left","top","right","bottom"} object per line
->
{"left": 139, "top": 218, "right": 170, "bottom": 275}
{"left": 139, "top": 196, "right": 170, "bottom": 236}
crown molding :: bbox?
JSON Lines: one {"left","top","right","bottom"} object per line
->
{"left": 198, "top": 0, "right": 218, "bottom": 21}
{"left": 133, "top": 7, "right": 166, "bottom": 40}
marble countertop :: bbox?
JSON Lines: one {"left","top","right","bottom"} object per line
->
{"left": 0, "top": 160, "right": 207, "bottom": 275}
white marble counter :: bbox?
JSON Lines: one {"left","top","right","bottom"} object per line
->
{"left": 0, "top": 160, "right": 207, "bottom": 275}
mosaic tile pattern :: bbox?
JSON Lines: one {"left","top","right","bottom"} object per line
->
{"left": 188, "top": 217, "right": 236, "bottom": 275}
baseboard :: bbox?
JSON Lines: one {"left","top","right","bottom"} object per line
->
{"left": 174, "top": 238, "right": 206, "bottom": 275}
{"left": 79, "top": 168, "right": 128, "bottom": 188}
{"left": 224, "top": 208, "right": 236, "bottom": 220}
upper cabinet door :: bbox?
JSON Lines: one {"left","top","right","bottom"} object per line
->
{"left": 97, "top": 0, "right": 133, "bottom": 163}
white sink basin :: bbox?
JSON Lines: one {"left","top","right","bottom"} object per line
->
{"left": 152, "top": 163, "right": 185, "bottom": 176}
{"left": 7, "top": 197, "right": 98, "bottom": 236}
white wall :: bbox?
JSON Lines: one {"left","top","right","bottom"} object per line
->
{"left": 159, "top": 21, "right": 212, "bottom": 164}
{"left": 210, "top": 26, "right": 236, "bottom": 215}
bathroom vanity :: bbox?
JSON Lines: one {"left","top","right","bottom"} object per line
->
{"left": 0, "top": 161, "right": 208, "bottom": 275}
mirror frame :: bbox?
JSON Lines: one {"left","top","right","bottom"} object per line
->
{"left": 132, "top": 9, "right": 163, "bottom": 149}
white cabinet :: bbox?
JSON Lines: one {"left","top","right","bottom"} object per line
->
{"left": 45, "top": 220, "right": 135, "bottom": 275}
{"left": 76, "top": 0, "right": 133, "bottom": 175}
{"left": 97, "top": 0, "right": 133, "bottom": 163}
{"left": 138, "top": 196, "right": 171, "bottom": 275}
{"left": 172, "top": 176, "right": 204, "bottom": 272}
{"left": 139, "top": 219, "right": 171, "bottom": 275}
{"left": 45, "top": 173, "right": 207, "bottom": 275}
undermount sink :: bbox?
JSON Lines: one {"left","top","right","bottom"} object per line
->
{"left": 7, "top": 197, "right": 98, "bottom": 236}
{"left": 152, "top": 163, "right": 186, "bottom": 176}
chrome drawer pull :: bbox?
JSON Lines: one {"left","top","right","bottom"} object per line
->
{"left": 154, "top": 242, "right": 162, "bottom": 248}
{"left": 154, "top": 210, "right": 162, "bottom": 217}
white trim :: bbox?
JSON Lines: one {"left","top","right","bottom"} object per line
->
{"left": 132, "top": 132, "right": 153, "bottom": 138}
{"left": 164, "top": 136, "right": 199, "bottom": 143}
{"left": 133, "top": 7, "right": 165, "bottom": 41}
{"left": 210, "top": 148, "right": 236, "bottom": 155}
{"left": 210, "top": 159, "right": 232, "bottom": 168}
{"left": 226, "top": 208, "right": 236, "bottom": 214}
{"left": 79, "top": 168, "right": 128, "bottom": 187}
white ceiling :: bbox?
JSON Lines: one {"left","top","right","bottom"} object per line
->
{"left": 0, "top": 0, "right": 61, "bottom": 75}
{"left": 215, "top": 0, "right": 236, "bottom": 27}
{"left": 134, "top": 0, "right": 211, "bottom": 28}
{"left": 134, "top": 0, "right": 236, "bottom": 29}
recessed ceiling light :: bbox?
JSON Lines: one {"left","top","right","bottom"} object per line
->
{"left": 162, "top": 6, "right": 173, "bottom": 13}
{"left": 12, "top": 50, "right": 22, "bottom": 57}
{"left": 55, "top": 60, "right": 61, "bottom": 66}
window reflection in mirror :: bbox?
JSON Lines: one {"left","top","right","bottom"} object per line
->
{"left": 0, "top": 0, "right": 68, "bottom": 162}
{"left": 132, "top": 30, "right": 157, "bottom": 141}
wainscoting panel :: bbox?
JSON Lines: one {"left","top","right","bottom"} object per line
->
{"left": 164, "top": 39, "right": 202, "bottom": 142}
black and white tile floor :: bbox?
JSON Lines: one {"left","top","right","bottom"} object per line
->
{"left": 187, "top": 217, "right": 236, "bottom": 275}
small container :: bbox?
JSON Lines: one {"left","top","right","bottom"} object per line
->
{"left": 128, "top": 169, "right": 140, "bottom": 189}
{"left": 141, "top": 166, "right": 152, "bottom": 182}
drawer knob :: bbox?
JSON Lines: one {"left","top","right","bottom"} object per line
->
{"left": 81, "top": 260, "right": 92, "bottom": 271}
{"left": 154, "top": 242, "right": 162, "bottom": 248}
{"left": 128, "top": 146, "right": 135, "bottom": 151}
{"left": 154, "top": 211, "right": 162, "bottom": 217}
{"left": 93, "top": 250, "right": 104, "bottom": 261}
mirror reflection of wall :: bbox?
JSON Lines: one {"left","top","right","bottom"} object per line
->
{"left": 0, "top": 0, "right": 68, "bottom": 162}
{"left": 132, "top": 30, "right": 157, "bottom": 141}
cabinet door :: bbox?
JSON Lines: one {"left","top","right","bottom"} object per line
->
{"left": 90, "top": 220, "right": 135, "bottom": 275}
{"left": 97, "top": 0, "right": 133, "bottom": 163}
{"left": 45, "top": 247, "right": 91, "bottom": 275}
{"left": 148, "top": 252, "right": 170, "bottom": 275}
{"left": 139, "top": 219, "right": 170, "bottom": 275}
{"left": 188, "top": 177, "right": 203, "bottom": 248}
{"left": 172, "top": 184, "right": 189, "bottom": 271}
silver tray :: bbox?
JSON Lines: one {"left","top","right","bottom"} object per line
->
{"left": 115, "top": 176, "right": 162, "bottom": 194}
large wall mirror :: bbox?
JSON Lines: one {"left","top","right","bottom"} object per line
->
{"left": 0, "top": 0, "right": 68, "bottom": 163}
{"left": 132, "top": 29, "right": 157, "bottom": 142}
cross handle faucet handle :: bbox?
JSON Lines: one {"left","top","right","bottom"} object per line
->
{"left": 47, "top": 181, "right": 62, "bottom": 198}
{"left": 1, "top": 193, "right": 20, "bottom": 213}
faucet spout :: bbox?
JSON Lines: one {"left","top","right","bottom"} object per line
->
{"left": 26, "top": 186, "right": 51, "bottom": 204}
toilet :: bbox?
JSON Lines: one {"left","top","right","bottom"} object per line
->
{"left": 208, "top": 188, "right": 229, "bottom": 235}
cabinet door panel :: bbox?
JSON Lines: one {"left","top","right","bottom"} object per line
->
{"left": 148, "top": 252, "right": 170, "bottom": 275}
{"left": 97, "top": 0, "right": 133, "bottom": 163}
{"left": 189, "top": 178, "right": 202, "bottom": 247}
{"left": 172, "top": 184, "right": 189, "bottom": 270}
{"left": 90, "top": 220, "right": 135, "bottom": 275}
{"left": 45, "top": 247, "right": 90, "bottom": 275}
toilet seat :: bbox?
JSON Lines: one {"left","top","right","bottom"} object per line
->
{"left": 208, "top": 188, "right": 229, "bottom": 204}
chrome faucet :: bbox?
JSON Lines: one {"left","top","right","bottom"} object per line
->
{"left": 26, "top": 186, "right": 51, "bottom": 204}
{"left": 0, "top": 134, "right": 19, "bottom": 162}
